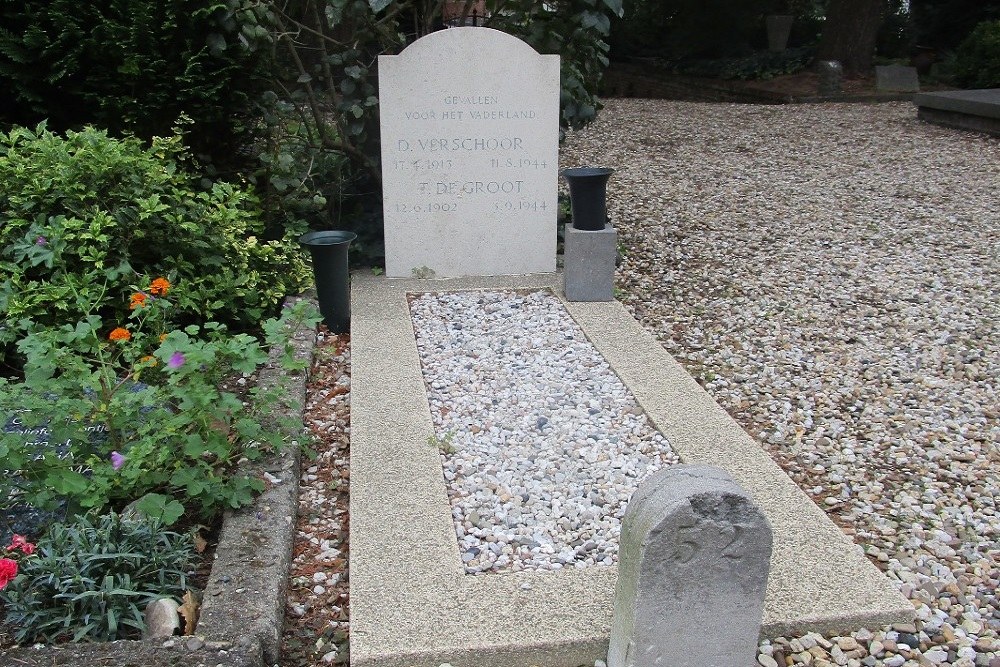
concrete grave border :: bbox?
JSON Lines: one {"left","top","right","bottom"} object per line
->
{"left": 914, "top": 89, "right": 1000, "bottom": 137}
{"left": 350, "top": 272, "right": 913, "bottom": 667}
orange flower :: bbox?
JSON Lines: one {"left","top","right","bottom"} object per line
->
{"left": 159, "top": 333, "right": 168, "bottom": 343}
{"left": 140, "top": 355, "right": 158, "bottom": 366}
{"left": 109, "top": 327, "right": 131, "bottom": 342}
{"left": 149, "top": 278, "right": 170, "bottom": 296}
{"left": 129, "top": 292, "right": 148, "bottom": 310}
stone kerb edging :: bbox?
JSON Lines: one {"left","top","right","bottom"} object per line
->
{"left": 0, "top": 294, "right": 317, "bottom": 667}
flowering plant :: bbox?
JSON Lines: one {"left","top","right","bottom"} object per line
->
{"left": 0, "top": 534, "right": 37, "bottom": 589}
{"left": 0, "top": 272, "right": 319, "bottom": 525}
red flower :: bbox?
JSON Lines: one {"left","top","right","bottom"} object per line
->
{"left": 0, "top": 558, "right": 17, "bottom": 589}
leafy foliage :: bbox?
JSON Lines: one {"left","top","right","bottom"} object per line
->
{"left": 669, "top": 46, "right": 815, "bottom": 79}
{"left": 0, "top": 0, "right": 271, "bottom": 165}
{"left": 0, "top": 124, "right": 311, "bottom": 363}
{"left": 953, "top": 19, "right": 1000, "bottom": 88}
{"left": 0, "top": 512, "right": 193, "bottom": 644}
{"left": 909, "top": 0, "right": 1000, "bottom": 51}
{"left": 610, "top": 0, "right": 785, "bottom": 60}
{"left": 0, "top": 284, "right": 318, "bottom": 523}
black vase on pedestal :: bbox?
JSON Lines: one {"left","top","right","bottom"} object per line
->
{"left": 299, "top": 230, "right": 357, "bottom": 334}
{"left": 562, "top": 167, "right": 614, "bottom": 231}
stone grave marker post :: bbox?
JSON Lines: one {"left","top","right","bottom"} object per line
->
{"left": 817, "top": 60, "right": 844, "bottom": 97}
{"left": 608, "top": 464, "right": 773, "bottom": 667}
{"left": 378, "top": 27, "right": 560, "bottom": 278}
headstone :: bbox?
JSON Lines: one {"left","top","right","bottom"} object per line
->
{"left": 765, "top": 15, "right": 793, "bottom": 53}
{"left": 607, "top": 464, "right": 773, "bottom": 667}
{"left": 817, "top": 60, "right": 844, "bottom": 97}
{"left": 379, "top": 27, "right": 560, "bottom": 278}
{"left": 875, "top": 65, "right": 920, "bottom": 93}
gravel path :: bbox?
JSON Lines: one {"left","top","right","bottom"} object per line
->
{"left": 560, "top": 100, "right": 999, "bottom": 667}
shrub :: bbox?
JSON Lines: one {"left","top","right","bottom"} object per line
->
{"left": 0, "top": 124, "right": 311, "bottom": 364}
{"left": 670, "top": 46, "right": 815, "bottom": 80}
{"left": 0, "top": 0, "right": 271, "bottom": 166}
{"left": 0, "top": 512, "right": 193, "bottom": 644}
{"left": 0, "top": 281, "right": 318, "bottom": 523}
{"left": 953, "top": 19, "right": 1000, "bottom": 88}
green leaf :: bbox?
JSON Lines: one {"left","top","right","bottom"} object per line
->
{"left": 206, "top": 33, "right": 227, "bottom": 53}
{"left": 601, "top": 0, "right": 624, "bottom": 18}
{"left": 368, "top": 0, "right": 392, "bottom": 13}
{"left": 131, "top": 493, "right": 185, "bottom": 526}
{"left": 579, "top": 11, "right": 611, "bottom": 34}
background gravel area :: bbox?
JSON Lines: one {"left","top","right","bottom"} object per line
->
{"left": 561, "top": 99, "right": 998, "bottom": 667}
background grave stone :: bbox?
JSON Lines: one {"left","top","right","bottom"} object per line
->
{"left": 379, "top": 27, "right": 560, "bottom": 278}
{"left": 875, "top": 64, "right": 920, "bottom": 93}
{"left": 817, "top": 60, "right": 844, "bottom": 96}
{"left": 608, "top": 464, "right": 772, "bottom": 667}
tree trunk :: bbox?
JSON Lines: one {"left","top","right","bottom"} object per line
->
{"left": 816, "top": 0, "right": 891, "bottom": 75}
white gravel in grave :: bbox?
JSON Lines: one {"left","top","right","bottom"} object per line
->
{"left": 408, "top": 289, "right": 680, "bottom": 574}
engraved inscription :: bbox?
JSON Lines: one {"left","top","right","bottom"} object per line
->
{"left": 668, "top": 519, "right": 751, "bottom": 564}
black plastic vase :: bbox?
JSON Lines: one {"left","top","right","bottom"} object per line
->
{"left": 562, "top": 167, "right": 614, "bottom": 231}
{"left": 299, "top": 230, "right": 357, "bottom": 334}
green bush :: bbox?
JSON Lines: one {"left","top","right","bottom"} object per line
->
{"left": 0, "top": 124, "right": 311, "bottom": 363}
{"left": 953, "top": 19, "right": 1000, "bottom": 88}
{"left": 670, "top": 46, "right": 814, "bottom": 80}
{"left": 0, "top": 0, "right": 270, "bottom": 165}
{"left": 0, "top": 283, "right": 317, "bottom": 523}
{"left": 0, "top": 512, "right": 193, "bottom": 644}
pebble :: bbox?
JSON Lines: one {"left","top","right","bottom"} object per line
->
{"left": 759, "top": 654, "right": 779, "bottom": 667}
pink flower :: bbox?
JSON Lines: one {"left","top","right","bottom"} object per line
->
{"left": 19, "top": 541, "right": 35, "bottom": 556}
{"left": 167, "top": 351, "right": 185, "bottom": 369}
{"left": 9, "top": 534, "right": 28, "bottom": 550}
{"left": 111, "top": 451, "right": 125, "bottom": 470}
{"left": 35, "top": 236, "right": 47, "bottom": 246}
{"left": 0, "top": 558, "right": 18, "bottom": 589}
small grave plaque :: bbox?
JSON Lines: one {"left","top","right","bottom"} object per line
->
{"left": 875, "top": 64, "right": 920, "bottom": 93}
{"left": 379, "top": 27, "right": 560, "bottom": 278}
{"left": 608, "top": 464, "right": 772, "bottom": 667}
{"left": 1, "top": 408, "right": 109, "bottom": 541}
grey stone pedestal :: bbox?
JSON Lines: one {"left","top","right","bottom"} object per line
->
{"left": 564, "top": 223, "right": 617, "bottom": 301}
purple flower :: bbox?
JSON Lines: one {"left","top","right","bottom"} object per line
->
{"left": 110, "top": 451, "right": 125, "bottom": 470}
{"left": 167, "top": 351, "right": 185, "bottom": 369}
{"left": 35, "top": 236, "right": 47, "bottom": 246}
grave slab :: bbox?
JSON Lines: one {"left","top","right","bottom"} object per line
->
{"left": 350, "top": 272, "right": 913, "bottom": 667}
{"left": 378, "top": 28, "right": 559, "bottom": 278}
{"left": 914, "top": 89, "right": 1000, "bottom": 137}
